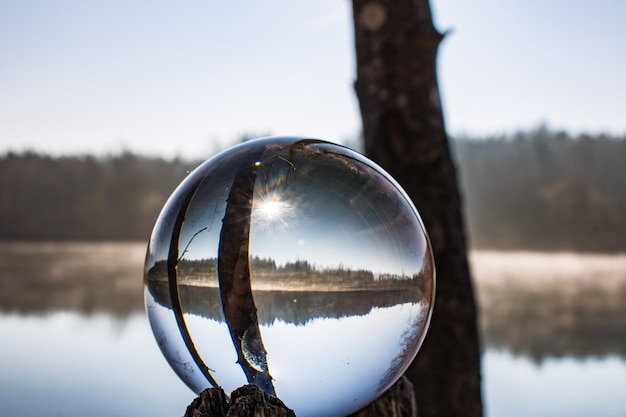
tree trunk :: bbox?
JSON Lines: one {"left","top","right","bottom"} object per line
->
{"left": 218, "top": 150, "right": 276, "bottom": 396}
{"left": 351, "top": 1, "right": 483, "bottom": 416}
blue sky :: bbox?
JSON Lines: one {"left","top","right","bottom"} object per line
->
{"left": 1, "top": 0, "right": 625, "bottom": 159}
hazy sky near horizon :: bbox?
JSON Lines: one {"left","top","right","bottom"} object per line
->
{"left": 1, "top": 0, "right": 625, "bottom": 159}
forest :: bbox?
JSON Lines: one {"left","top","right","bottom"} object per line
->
{"left": 1, "top": 126, "right": 625, "bottom": 252}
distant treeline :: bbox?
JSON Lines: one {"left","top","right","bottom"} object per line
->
{"left": 0, "top": 151, "right": 198, "bottom": 240}
{"left": 453, "top": 126, "right": 625, "bottom": 252}
{"left": 1, "top": 126, "right": 625, "bottom": 251}
{"left": 149, "top": 256, "right": 417, "bottom": 284}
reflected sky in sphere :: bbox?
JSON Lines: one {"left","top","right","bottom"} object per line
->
{"left": 144, "top": 137, "right": 435, "bottom": 417}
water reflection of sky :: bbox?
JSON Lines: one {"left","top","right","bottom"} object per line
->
{"left": 0, "top": 313, "right": 194, "bottom": 417}
{"left": 4, "top": 245, "right": 626, "bottom": 417}
{"left": 484, "top": 350, "right": 626, "bottom": 417}
{"left": 2, "top": 312, "right": 625, "bottom": 417}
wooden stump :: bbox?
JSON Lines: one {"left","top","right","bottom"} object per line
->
{"left": 184, "top": 385, "right": 296, "bottom": 417}
{"left": 183, "top": 376, "right": 416, "bottom": 417}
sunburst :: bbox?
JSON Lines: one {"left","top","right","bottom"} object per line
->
{"left": 252, "top": 194, "right": 294, "bottom": 230}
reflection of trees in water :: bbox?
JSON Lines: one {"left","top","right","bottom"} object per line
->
{"left": 147, "top": 280, "right": 421, "bottom": 325}
{"left": 0, "top": 242, "right": 145, "bottom": 316}
{"left": 481, "top": 284, "right": 626, "bottom": 362}
{"left": 474, "top": 252, "right": 626, "bottom": 362}
{"left": 5, "top": 242, "right": 625, "bottom": 362}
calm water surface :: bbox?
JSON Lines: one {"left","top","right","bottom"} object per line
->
{"left": 1, "top": 243, "right": 625, "bottom": 416}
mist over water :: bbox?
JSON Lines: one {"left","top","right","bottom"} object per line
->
{"left": 1, "top": 242, "right": 625, "bottom": 416}
{"left": 471, "top": 251, "right": 626, "bottom": 360}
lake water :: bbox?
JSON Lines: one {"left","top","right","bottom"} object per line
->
{"left": 1, "top": 243, "right": 625, "bottom": 416}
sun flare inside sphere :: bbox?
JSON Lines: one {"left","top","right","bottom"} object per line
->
{"left": 254, "top": 198, "right": 293, "bottom": 225}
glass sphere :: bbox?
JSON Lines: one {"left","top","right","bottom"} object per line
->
{"left": 144, "top": 137, "right": 435, "bottom": 417}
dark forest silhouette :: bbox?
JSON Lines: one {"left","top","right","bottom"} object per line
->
{"left": 454, "top": 126, "right": 626, "bottom": 252}
{"left": 1, "top": 127, "right": 624, "bottom": 252}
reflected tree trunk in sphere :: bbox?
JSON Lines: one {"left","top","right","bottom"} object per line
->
{"left": 218, "top": 152, "right": 276, "bottom": 397}
{"left": 351, "top": 1, "right": 484, "bottom": 416}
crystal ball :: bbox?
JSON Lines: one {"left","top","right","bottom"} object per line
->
{"left": 144, "top": 137, "right": 435, "bottom": 417}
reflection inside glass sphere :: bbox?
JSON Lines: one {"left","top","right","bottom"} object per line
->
{"left": 144, "top": 137, "right": 435, "bottom": 417}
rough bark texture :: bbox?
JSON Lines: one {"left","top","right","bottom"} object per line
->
{"left": 184, "top": 387, "right": 229, "bottom": 417}
{"left": 183, "top": 385, "right": 295, "bottom": 417}
{"left": 218, "top": 153, "right": 276, "bottom": 396}
{"left": 184, "top": 376, "right": 416, "bottom": 417}
{"left": 351, "top": 1, "right": 483, "bottom": 416}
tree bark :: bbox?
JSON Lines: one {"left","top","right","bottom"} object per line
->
{"left": 218, "top": 150, "right": 276, "bottom": 396}
{"left": 184, "top": 376, "right": 417, "bottom": 417}
{"left": 351, "top": 1, "right": 483, "bottom": 416}
{"left": 183, "top": 385, "right": 295, "bottom": 417}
